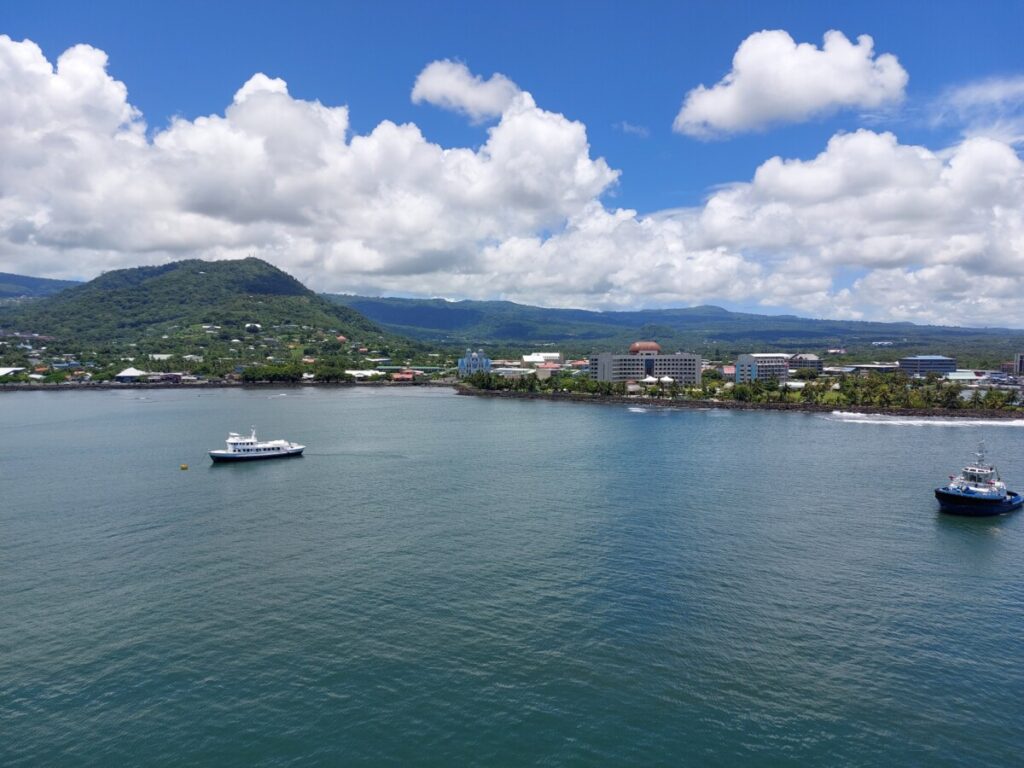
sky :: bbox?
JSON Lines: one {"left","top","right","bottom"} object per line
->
{"left": 2, "top": 0, "right": 1024, "bottom": 325}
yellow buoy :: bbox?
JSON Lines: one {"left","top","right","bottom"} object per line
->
{"left": 180, "top": 463, "right": 189, "bottom": 470}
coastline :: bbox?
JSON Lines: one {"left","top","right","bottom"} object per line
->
{"left": 3, "top": 379, "right": 1021, "bottom": 420}
{"left": 0, "top": 380, "right": 455, "bottom": 393}
{"left": 454, "top": 386, "right": 1024, "bottom": 420}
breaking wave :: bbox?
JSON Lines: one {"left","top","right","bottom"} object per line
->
{"left": 825, "top": 411, "right": 1024, "bottom": 427}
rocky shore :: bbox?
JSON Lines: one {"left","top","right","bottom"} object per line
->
{"left": 454, "top": 386, "right": 1024, "bottom": 419}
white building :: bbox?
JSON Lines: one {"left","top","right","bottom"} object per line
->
{"left": 522, "top": 352, "right": 563, "bottom": 366}
{"left": 114, "top": 367, "right": 148, "bottom": 382}
{"left": 589, "top": 341, "right": 701, "bottom": 385}
{"left": 492, "top": 367, "right": 535, "bottom": 379}
{"left": 735, "top": 354, "right": 791, "bottom": 383}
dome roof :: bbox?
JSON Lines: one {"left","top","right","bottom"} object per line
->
{"left": 629, "top": 340, "right": 662, "bottom": 354}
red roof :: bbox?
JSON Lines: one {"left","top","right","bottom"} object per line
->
{"left": 629, "top": 340, "right": 661, "bottom": 354}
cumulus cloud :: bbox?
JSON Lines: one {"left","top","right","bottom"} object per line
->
{"left": 2, "top": 35, "right": 1024, "bottom": 327}
{"left": 674, "top": 30, "right": 908, "bottom": 137}
{"left": 693, "top": 130, "right": 1024, "bottom": 322}
{"left": 411, "top": 59, "right": 520, "bottom": 122}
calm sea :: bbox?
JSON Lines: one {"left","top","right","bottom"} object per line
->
{"left": 2, "top": 387, "right": 1022, "bottom": 766}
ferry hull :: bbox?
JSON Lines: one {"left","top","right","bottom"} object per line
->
{"left": 934, "top": 488, "right": 1023, "bottom": 516}
{"left": 210, "top": 448, "right": 304, "bottom": 463}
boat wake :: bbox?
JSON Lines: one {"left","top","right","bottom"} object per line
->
{"left": 825, "top": 411, "right": 1024, "bottom": 428}
{"left": 627, "top": 407, "right": 648, "bottom": 413}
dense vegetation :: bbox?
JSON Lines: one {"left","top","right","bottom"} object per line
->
{"left": 0, "top": 259, "right": 450, "bottom": 381}
{"left": 0, "top": 258, "right": 381, "bottom": 344}
{"left": 0, "top": 272, "right": 80, "bottom": 300}
{"left": 329, "top": 294, "right": 1024, "bottom": 367}
{"left": 463, "top": 371, "right": 1021, "bottom": 412}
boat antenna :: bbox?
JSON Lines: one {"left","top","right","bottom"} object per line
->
{"left": 975, "top": 440, "right": 986, "bottom": 466}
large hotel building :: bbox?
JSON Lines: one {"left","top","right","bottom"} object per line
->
{"left": 734, "top": 353, "right": 792, "bottom": 383}
{"left": 589, "top": 341, "right": 702, "bottom": 385}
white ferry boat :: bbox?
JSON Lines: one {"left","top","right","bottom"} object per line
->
{"left": 209, "top": 427, "right": 305, "bottom": 462}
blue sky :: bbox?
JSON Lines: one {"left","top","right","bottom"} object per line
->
{"left": 7, "top": 0, "right": 1020, "bottom": 210}
{"left": 3, "top": 1, "right": 1024, "bottom": 324}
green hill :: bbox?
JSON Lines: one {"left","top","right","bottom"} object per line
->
{"left": 0, "top": 272, "right": 80, "bottom": 300}
{"left": 326, "top": 294, "right": 1024, "bottom": 364}
{"left": 0, "top": 258, "right": 383, "bottom": 345}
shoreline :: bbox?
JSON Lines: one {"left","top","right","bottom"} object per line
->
{"left": 0, "top": 380, "right": 455, "bottom": 393}
{"left": 3, "top": 379, "right": 1021, "bottom": 420}
{"left": 454, "top": 386, "right": 1024, "bottom": 420}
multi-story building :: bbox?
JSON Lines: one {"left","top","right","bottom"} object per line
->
{"left": 735, "top": 353, "right": 791, "bottom": 383}
{"left": 1015, "top": 353, "right": 1024, "bottom": 375}
{"left": 458, "top": 349, "right": 491, "bottom": 378}
{"left": 789, "top": 353, "right": 823, "bottom": 373}
{"left": 898, "top": 355, "right": 957, "bottom": 376}
{"left": 589, "top": 341, "right": 701, "bottom": 385}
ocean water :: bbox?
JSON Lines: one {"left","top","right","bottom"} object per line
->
{"left": 1, "top": 387, "right": 1022, "bottom": 766}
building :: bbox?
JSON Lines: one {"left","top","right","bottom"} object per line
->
{"left": 789, "top": 353, "right": 823, "bottom": 374}
{"left": 735, "top": 353, "right": 790, "bottom": 383}
{"left": 1015, "top": 353, "right": 1024, "bottom": 375}
{"left": 458, "top": 349, "right": 491, "bottom": 378}
{"left": 522, "top": 352, "right": 562, "bottom": 366}
{"left": 534, "top": 362, "right": 563, "bottom": 381}
{"left": 589, "top": 341, "right": 701, "bottom": 385}
{"left": 898, "top": 355, "right": 957, "bottom": 376}
{"left": 851, "top": 363, "right": 899, "bottom": 375}
{"left": 492, "top": 366, "right": 535, "bottom": 379}
{"left": 114, "top": 367, "right": 148, "bottom": 382}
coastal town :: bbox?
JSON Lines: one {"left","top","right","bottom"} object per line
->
{"left": 3, "top": 330, "right": 1023, "bottom": 413}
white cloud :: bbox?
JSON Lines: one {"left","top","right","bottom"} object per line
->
{"left": 411, "top": 59, "right": 520, "bottom": 122}
{"left": 674, "top": 30, "right": 908, "bottom": 137}
{"left": 933, "top": 75, "right": 1024, "bottom": 145}
{"left": 614, "top": 121, "right": 650, "bottom": 138}
{"left": 692, "top": 130, "right": 1024, "bottom": 323}
{"left": 2, "top": 35, "right": 1024, "bottom": 327}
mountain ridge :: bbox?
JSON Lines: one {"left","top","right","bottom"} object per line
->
{"left": 0, "top": 272, "right": 81, "bottom": 300}
{"left": 326, "top": 294, "right": 1024, "bottom": 359}
{"left": 0, "top": 259, "right": 383, "bottom": 345}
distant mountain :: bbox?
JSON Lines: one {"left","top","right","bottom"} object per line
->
{"left": 326, "top": 294, "right": 1024, "bottom": 360}
{"left": 0, "top": 258, "right": 383, "bottom": 344}
{"left": 0, "top": 272, "right": 81, "bottom": 299}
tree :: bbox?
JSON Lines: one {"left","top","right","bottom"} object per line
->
{"left": 939, "top": 385, "right": 961, "bottom": 409}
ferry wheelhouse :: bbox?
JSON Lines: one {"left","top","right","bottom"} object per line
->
{"left": 209, "top": 427, "right": 305, "bottom": 463}
{"left": 934, "top": 443, "right": 1022, "bottom": 516}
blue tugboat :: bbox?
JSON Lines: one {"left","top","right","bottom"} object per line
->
{"left": 935, "top": 442, "right": 1023, "bottom": 516}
